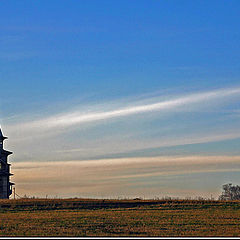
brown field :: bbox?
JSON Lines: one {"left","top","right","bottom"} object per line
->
{"left": 0, "top": 198, "right": 240, "bottom": 237}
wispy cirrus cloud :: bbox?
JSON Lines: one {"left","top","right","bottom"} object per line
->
{"left": 6, "top": 87, "right": 240, "bottom": 134}
{"left": 3, "top": 86, "right": 240, "bottom": 163}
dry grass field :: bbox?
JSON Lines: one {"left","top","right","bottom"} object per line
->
{"left": 0, "top": 198, "right": 239, "bottom": 237}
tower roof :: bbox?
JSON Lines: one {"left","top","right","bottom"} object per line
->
{"left": 0, "top": 128, "right": 7, "bottom": 140}
{"left": 1, "top": 149, "right": 13, "bottom": 156}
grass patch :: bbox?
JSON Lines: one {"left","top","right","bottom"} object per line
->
{"left": 0, "top": 198, "right": 239, "bottom": 236}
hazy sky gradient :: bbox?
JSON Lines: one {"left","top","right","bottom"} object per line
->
{"left": 1, "top": 0, "right": 240, "bottom": 198}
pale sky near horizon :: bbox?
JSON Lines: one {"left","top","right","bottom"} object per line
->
{"left": 1, "top": 0, "right": 240, "bottom": 199}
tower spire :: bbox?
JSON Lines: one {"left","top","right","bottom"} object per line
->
{"left": 0, "top": 128, "right": 8, "bottom": 141}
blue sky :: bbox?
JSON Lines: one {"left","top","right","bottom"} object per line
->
{"left": 1, "top": 0, "right": 240, "bottom": 198}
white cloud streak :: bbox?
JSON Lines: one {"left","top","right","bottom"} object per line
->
{"left": 7, "top": 87, "right": 240, "bottom": 133}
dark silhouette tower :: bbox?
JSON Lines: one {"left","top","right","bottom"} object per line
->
{"left": 0, "top": 128, "right": 14, "bottom": 199}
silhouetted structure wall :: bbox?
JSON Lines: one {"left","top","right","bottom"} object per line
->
{"left": 0, "top": 128, "right": 14, "bottom": 199}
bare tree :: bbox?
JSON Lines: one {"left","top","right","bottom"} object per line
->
{"left": 219, "top": 183, "right": 240, "bottom": 200}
